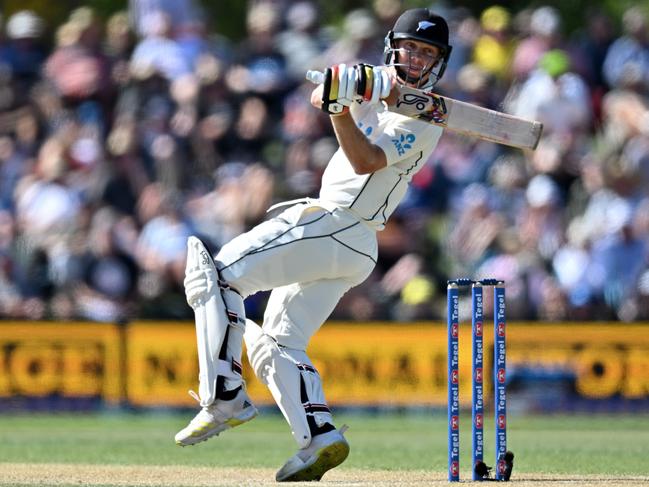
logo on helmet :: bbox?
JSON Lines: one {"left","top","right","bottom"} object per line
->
{"left": 417, "top": 20, "right": 436, "bottom": 32}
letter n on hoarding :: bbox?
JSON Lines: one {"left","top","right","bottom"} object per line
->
{"left": 127, "top": 322, "right": 199, "bottom": 407}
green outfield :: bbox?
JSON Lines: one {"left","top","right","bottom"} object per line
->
{"left": 0, "top": 411, "right": 648, "bottom": 486}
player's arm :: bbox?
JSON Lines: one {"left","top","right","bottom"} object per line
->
{"left": 331, "top": 109, "right": 387, "bottom": 175}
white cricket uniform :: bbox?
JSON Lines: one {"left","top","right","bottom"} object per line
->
{"left": 216, "top": 102, "right": 443, "bottom": 350}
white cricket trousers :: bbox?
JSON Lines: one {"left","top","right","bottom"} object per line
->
{"left": 216, "top": 201, "right": 377, "bottom": 350}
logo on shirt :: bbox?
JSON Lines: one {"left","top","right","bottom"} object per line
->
{"left": 358, "top": 122, "right": 373, "bottom": 136}
{"left": 392, "top": 133, "right": 416, "bottom": 155}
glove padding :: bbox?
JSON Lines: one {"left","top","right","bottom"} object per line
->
{"left": 321, "top": 63, "right": 356, "bottom": 115}
{"left": 320, "top": 63, "right": 392, "bottom": 115}
{"left": 354, "top": 64, "right": 392, "bottom": 105}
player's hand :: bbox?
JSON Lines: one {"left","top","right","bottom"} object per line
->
{"left": 353, "top": 64, "right": 393, "bottom": 105}
{"left": 320, "top": 63, "right": 356, "bottom": 115}
{"left": 310, "top": 64, "right": 393, "bottom": 114}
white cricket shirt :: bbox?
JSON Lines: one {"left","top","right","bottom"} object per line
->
{"left": 319, "top": 101, "right": 443, "bottom": 230}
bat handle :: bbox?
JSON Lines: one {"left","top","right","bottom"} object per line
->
{"left": 306, "top": 70, "right": 325, "bottom": 85}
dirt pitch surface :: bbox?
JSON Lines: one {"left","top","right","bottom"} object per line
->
{"left": 1, "top": 463, "right": 648, "bottom": 487}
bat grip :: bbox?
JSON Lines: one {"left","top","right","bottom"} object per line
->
{"left": 306, "top": 70, "right": 325, "bottom": 85}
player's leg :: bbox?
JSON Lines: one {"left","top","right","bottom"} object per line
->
{"left": 246, "top": 320, "right": 350, "bottom": 482}
{"left": 175, "top": 237, "right": 258, "bottom": 446}
{"left": 244, "top": 278, "right": 368, "bottom": 481}
{"left": 216, "top": 203, "right": 377, "bottom": 298}
{"left": 177, "top": 203, "right": 374, "bottom": 448}
{"left": 175, "top": 206, "right": 348, "bottom": 446}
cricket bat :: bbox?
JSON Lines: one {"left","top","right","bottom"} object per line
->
{"left": 306, "top": 70, "right": 543, "bottom": 151}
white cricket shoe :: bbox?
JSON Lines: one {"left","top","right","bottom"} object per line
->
{"left": 275, "top": 426, "right": 350, "bottom": 482}
{"left": 174, "top": 388, "right": 258, "bottom": 446}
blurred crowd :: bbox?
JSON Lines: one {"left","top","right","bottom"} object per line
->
{"left": 0, "top": 0, "right": 649, "bottom": 323}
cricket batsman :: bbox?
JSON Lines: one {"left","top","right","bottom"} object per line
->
{"left": 175, "top": 8, "right": 452, "bottom": 482}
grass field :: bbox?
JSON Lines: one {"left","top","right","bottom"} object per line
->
{"left": 1, "top": 411, "right": 648, "bottom": 486}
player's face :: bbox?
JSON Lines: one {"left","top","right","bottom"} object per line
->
{"left": 395, "top": 39, "right": 441, "bottom": 84}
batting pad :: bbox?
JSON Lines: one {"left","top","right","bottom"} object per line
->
{"left": 185, "top": 237, "right": 245, "bottom": 407}
{"left": 244, "top": 320, "right": 333, "bottom": 448}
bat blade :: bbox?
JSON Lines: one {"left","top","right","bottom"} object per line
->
{"left": 391, "top": 85, "right": 543, "bottom": 150}
{"left": 305, "top": 70, "right": 543, "bottom": 150}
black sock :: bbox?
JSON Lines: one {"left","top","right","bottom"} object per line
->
{"left": 311, "top": 421, "right": 336, "bottom": 437}
{"left": 218, "top": 385, "right": 242, "bottom": 401}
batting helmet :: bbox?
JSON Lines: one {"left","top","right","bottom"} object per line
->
{"left": 384, "top": 8, "right": 453, "bottom": 89}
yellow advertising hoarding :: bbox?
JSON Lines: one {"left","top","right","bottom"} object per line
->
{"left": 0, "top": 321, "right": 648, "bottom": 407}
{"left": 123, "top": 322, "right": 649, "bottom": 407}
{"left": 0, "top": 322, "right": 122, "bottom": 401}
{"left": 126, "top": 322, "right": 205, "bottom": 406}
{"left": 308, "top": 323, "right": 649, "bottom": 405}
{"left": 126, "top": 322, "right": 273, "bottom": 406}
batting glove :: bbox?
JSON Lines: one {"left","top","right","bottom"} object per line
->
{"left": 321, "top": 63, "right": 356, "bottom": 115}
{"left": 354, "top": 64, "right": 392, "bottom": 105}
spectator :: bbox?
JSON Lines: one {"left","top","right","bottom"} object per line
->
{"left": 130, "top": 10, "right": 193, "bottom": 82}
{"left": 570, "top": 9, "right": 615, "bottom": 92}
{"left": 227, "top": 2, "right": 288, "bottom": 96}
{"left": 129, "top": 0, "right": 203, "bottom": 38}
{"left": 275, "top": 1, "right": 328, "bottom": 81}
{"left": 602, "top": 6, "right": 649, "bottom": 93}
{"left": 104, "top": 11, "right": 136, "bottom": 89}
{"left": 319, "top": 9, "right": 383, "bottom": 67}
{"left": 44, "top": 12, "right": 110, "bottom": 102}
{"left": 517, "top": 174, "right": 565, "bottom": 260}
{"left": 74, "top": 206, "right": 139, "bottom": 322}
{"left": 511, "top": 6, "right": 563, "bottom": 81}
{"left": 473, "top": 6, "right": 516, "bottom": 83}
{"left": 588, "top": 199, "right": 646, "bottom": 316}
{"left": 509, "top": 49, "right": 592, "bottom": 134}
{"left": 1, "top": 10, "right": 47, "bottom": 90}
{"left": 448, "top": 183, "right": 505, "bottom": 271}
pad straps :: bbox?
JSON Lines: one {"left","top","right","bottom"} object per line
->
{"left": 215, "top": 271, "right": 246, "bottom": 398}
{"left": 298, "top": 362, "right": 335, "bottom": 436}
